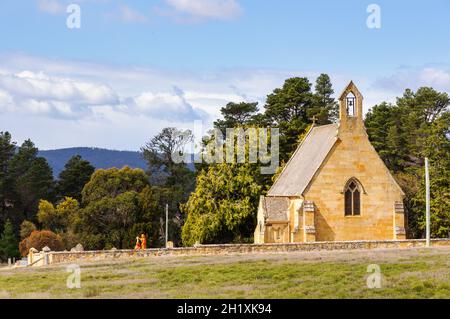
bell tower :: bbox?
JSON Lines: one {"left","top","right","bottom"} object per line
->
{"left": 338, "top": 81, "right": 364, "bottom": 133}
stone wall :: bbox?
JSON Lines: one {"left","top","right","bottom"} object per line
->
{"left": 32, "top": 238, "right": 450, "bottom": 267}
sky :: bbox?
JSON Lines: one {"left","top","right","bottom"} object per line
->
{"left": 0, "top": 0, "right": 449, "bottom": 150}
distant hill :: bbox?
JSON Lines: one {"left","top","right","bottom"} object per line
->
{"left": 39, "top": 147, "right": 147, "bottom": 177}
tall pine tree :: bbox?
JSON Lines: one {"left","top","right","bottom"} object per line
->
{"left": 57, "top": 155, "right": 95, "bottom": 202}
{"left": 264, "top": 77, "right": 313, "bottom": 161}
{"left": 9, "top": 139, "right": 54, "bottom": 222}
{"left": 0, "top": 132, "right": 16, "bottom": 229}
{"left": 213, "top": 102, "right": 260, "bottom": 133}
{"left": 310, "top": 73, "right": 339, "bottom": 124}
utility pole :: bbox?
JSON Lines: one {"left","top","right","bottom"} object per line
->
{"left": 165, "top": 203, "right": 169, "bottom": 248}
{"left": 425, "top": 157, "right": 431, "bottom": 247}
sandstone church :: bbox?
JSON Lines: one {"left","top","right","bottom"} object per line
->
{"left": 254, "top": 81, "right": 406, "bottom": 243}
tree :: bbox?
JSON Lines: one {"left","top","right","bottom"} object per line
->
{"left": 37, "top": 197, "right": 80, "bottom": 233}
{"left": 35, "top": 197, "right": 82, "bottom": 250}
{"left": 81, "top": 167, "right": 149, "bottom": 205}
{"left": 76, "top": 167, "right": 154, "bottom": 249}
{"left": 365, "top": 102, "right": 407, "bottom": 171}
{"left": 265, "top": 77, "right": 313, "bottom": 124}
{"left": 141, "top": 127, "right": 194, "bottom": 186}
{"left": 141, "top": 128, "right": 195, "bottom": 246}
{"left": 181, "top": 163, "right": 261, "bottom": 246}
{"left": 57, "top": 155, "right": 95, "bottom": 202}
{"left": 78, "top": 192, "right": 140, "bottom": 249}
{"left": 365, "top": 87, "right": 450, "bottom": 238}
{"left": 0, "top": 220, "right": 19, "bottom": 261}
{"left": 310, "top": 74, "right": 339, "bottom": 124}
{"left": 264, "top": 77, "right": 314, "bottom": 161}
{"left": 0, "top": 132, "right": 16, "bottom": 228}
{"left": 36, "top": 200, "right": 58, "bottom": 231}
{"left": 9, "top": 139, "right": 54, "bottom": 222}
{"left": 414, "top": 112, "right": 450, "bottom": 237}
{"left": 263, "top": 75, "right": 339, "bottom": 161}
{"left": 135, "top": 185, "right": 158, "bottom": 246}
{"left": 214, "top": 102, "right": 260, "bottom": 133}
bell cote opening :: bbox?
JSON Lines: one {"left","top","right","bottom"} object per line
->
{"left": 338, "top": 81, "right": 363, "bottom": 123}
{"left": 346, "top": 92, "right": 356, "bottom": 117}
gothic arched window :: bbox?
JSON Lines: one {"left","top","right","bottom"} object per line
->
{"left": 344, "top": 179, "right": 361, "bottom": 216}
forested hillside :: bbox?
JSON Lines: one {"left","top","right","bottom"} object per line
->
{"left": 38, "top": 148, "right": 147, "bottom": 176}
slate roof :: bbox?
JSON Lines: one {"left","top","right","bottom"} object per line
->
{"left": 261, "top": 196, "right": 290, "bottom": 221}
{"left": 267, "top": 123, "right": 339, "bottom": 197}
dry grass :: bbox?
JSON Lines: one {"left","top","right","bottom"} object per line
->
{"left": 0, "top": 247, "right": 449, "bottom": 299}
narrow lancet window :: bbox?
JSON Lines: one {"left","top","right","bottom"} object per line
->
{"left": 344, "top": 179, "right": 361, "bottom": 216}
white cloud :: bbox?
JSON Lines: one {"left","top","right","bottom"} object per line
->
{"left": 373, "top": 66, "right": 450, "bottom": 93}
{"left": 0, "top": 53, "right": 365, "bottom": 124}
{"left": 1, "top": 53, "right": 393, "bottom": 122}
{"left": 0, "top": 53, "right": 294, "bottom": 118}
{"left": 0, "top": 70, "right": 119, "bottom": 119}
{"left": 164, "top": 0, "right": 242, "bottom": 21}
{"left": 0, "top": 89, "right": 14, "bottom": 112}
{"left": 126, "top": 87, "right": 202, "bottom": 121}
{"left": 119, "top": 5, "right": 149, "bottom": 24}
{"left": 25, "top": 99, "right": 52, "bottom": 114}
{"left": 9, "top": 71, "right": 118, "bottom": 104}
{"left": 37, "top": 0, "right": 65, "bottom": 14}
{"left": 0, "top": 64, "right": 209, "bottom": 122}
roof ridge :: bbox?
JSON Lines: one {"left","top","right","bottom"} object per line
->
{"left": 313, "top": 123, "right": 338, "bottom": 128}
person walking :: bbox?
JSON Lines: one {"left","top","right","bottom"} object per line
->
{"left": 134, "top": 236, "right": 141, "bottom": 250}
{"left": 140, "top": 234, "right": 147, "bottom": 250}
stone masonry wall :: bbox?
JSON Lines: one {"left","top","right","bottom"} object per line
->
{"left": 36, "top": 239, "right": 450, "bottom": 266}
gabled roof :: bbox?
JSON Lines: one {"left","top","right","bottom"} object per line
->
{"left": 267, "top": 123, "right": 339, "bottom": 197}
{"left": 338, "top": 80, "right": 363, "bottom": 101}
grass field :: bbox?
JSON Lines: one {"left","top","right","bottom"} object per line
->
{"left": 0, "top": 247, "right": 449, "bottom": 299}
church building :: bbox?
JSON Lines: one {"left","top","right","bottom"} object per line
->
{"left": 254, "top": 81, "right": 406, "bottom": 243}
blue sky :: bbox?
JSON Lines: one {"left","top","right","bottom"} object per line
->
{"left": 0, "top": 0, "right": 449, "bottom": 150}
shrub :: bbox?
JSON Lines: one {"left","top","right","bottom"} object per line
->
{"left": 19, "top": 230, "right": 64, "bottom": 257}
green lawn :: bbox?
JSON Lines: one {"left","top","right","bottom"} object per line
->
{"left": 0, "top": 247, "right": 449, "bottom": 299}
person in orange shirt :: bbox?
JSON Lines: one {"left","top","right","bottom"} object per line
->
{"left": 140, "top": 234, "right": 147, "bottom": 250}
